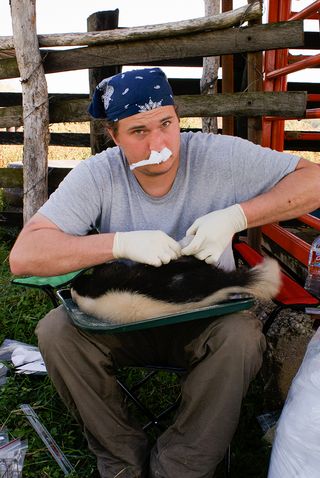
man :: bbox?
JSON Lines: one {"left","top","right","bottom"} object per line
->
{"left": 9, "top": 68, "right": 320, "bottom": 478}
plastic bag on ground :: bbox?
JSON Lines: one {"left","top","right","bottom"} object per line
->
{"left": 268, "top": 326, "right": 320, "bottom": 478}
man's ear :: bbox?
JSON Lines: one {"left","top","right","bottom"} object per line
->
{"left": 106, "top": 128, "right": 119, "bottom": 145}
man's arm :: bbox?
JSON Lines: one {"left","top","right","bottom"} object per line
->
{"left": 241, "top": 158, "right": 320, "bottom": 226}
{"left": 9, "top": 213, "right": 182, "bottom": 277}
{"left": 182, "top": 158, "right": 320, "bottom": 264}
{"left": 9, "top": 213, "right": 116, "bottom": 276}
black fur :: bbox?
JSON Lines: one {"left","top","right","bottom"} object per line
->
{"left": 71, "top": 256, "right": 257, "bottom": 303}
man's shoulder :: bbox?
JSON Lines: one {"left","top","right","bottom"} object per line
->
{"left": 180, "top": 130, "right": 234, "bottom": 145}
{"left": 82, "top": 146, "right": 123, "bottom": 173}
{"left": 85, "top": 146, "right": 121, "bottom": 164}
{"left": 180, "top": 131, "right": 236, "bottom": 160}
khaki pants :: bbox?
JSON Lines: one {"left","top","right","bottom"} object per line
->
{"left": 36, "top": 306, "right": 266, "bottom": 478}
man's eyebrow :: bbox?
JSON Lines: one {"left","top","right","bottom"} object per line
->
{"left": 126, "top": 115, "right": 175, "bottom": 132}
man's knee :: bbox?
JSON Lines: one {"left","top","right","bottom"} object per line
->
{"left": 212, "top": 311, "right": 266, "bottom": 373}
{"left": 190, "top": 311, "right": 266, "bottom": 366}
{"left": 220, "top": 311, "right": 264, "bottom": 344}
{"left": 36, "top": 305, "right": 74, "bottom": 351}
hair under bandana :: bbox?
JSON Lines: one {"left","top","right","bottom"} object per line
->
{"left": 88, "top": 68, "right": 175, "bottom": 122}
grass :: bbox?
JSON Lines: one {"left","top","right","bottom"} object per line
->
{"left": 0, "top": 229, "right": 276, "bottom": 478}
{"left": 0, "top": 233, "right": 96, "bottom": 477}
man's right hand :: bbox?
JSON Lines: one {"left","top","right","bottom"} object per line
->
{"left": 112, "top": 230, "right": 181, "bottom": 267}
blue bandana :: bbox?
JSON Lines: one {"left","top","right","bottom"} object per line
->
{"left": 88, "top": 68, "right": 175, "bottom": 121}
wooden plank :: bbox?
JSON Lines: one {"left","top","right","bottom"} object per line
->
{"left": 88, "top": 10, "right": 120, "bottom": 155}
{"left": 0, "top": 131, "right": 91, "bottom": 146}
{"left": 176, "top": 91, "right": 307, "bottom": 117}
{"left": 246, "top": 0, "right": 263, "bottom": 251}
{"left": 0, "top": 21, "right": 304, "bottom": 79}
{"left": 0, "top": 167, "right": 72, "bottom": 189}
{"left": 4, "top": 129, "right": 320, "bottom": 149}
{"left": 11, "top": 0, "right": 49, "bottom": 223}
{"left": 0, "top": 92, "right": 307, "bottom": 128}
{"left": 2, "top": 79, "right": 317, "bottom": 107}
{"left": 0, "top": 2, "right": 261, "bottom": 50}
{"left": 221, "top": 0, "right": 234, "bottom": 136}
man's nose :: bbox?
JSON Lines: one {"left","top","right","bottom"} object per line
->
{"left": 148, "top": 130, "right": 165, "bottom": 152}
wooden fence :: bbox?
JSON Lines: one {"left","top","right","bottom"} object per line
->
{"left": 0, "top": 1, "right": 313, "bottom": 227}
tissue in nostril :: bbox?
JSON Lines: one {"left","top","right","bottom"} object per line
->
{"left": 129, "top": 147, "right": 172, "bottom": 170}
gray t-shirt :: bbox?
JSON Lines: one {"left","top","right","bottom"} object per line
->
{"left": 39, "top": 131, "right": 300, "bottom": 270}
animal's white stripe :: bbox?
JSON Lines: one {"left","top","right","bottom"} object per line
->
{"left": 71, "top": 258, "right": 281, "bottom": 324}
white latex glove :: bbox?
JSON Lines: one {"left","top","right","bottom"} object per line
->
{"left": 181, "top": 204, "right": 247, "bottom": 264}
{"left": 113, "top": 230, "right": 181, "bottom": 267}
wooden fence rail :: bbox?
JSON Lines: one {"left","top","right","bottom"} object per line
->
{"left": 0, "top": 21, "right": 304, "bottom": 80}
{"left": 0, "top": 5, "right": 309, "bottom": 225}
{"left": 0, "top": 2, "right": 262, "bottom": 50}
{"left": 0, "top": 92, "right": 307, "bottom": 128}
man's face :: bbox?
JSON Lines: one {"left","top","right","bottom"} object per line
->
{"left": 108, "top": 105, "right": 181, "bottom": 177}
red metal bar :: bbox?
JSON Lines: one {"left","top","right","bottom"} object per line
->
{"left": 306, "top": 108, "right": 320, "bottom": 118}
{"left": 285, "top": 131, "right": 320, "bottom": 140}
{"left": 298, "top": 214, "right": 320, "bottom": 231}
{"left": 308, "top": 94, "right": 320, "bottom": 102}
{"left": 266, "top": 53, "right": 320, "bottom": 80}
{"left": 273, "top": 1, "right": 291, "bottom": 151}
{"left": 265, "top": 109, "right": 320, "bottom": 120}
{"left": 291, "top": 12, "right": 320, "bottom": 19}
{"left": 262, "top": 223, "right": 310, "bottom": 266}
{"left": 288, "top": 53, "right": 320, "bottom": 64}
{"left": 290, "top": 1, "right": 320, "bottom": 21}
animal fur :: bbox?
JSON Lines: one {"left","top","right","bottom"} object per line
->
{"left": 70, "top": 256, "right": 281, "bottom": 324}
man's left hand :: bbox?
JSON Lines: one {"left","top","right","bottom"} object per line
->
{"left": 181, "top": 204, "right": 247, "bottom": 264}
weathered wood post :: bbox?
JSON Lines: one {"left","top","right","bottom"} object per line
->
{"left": 10, "top": 0, "right": 49, "bottom": 224}
{"left": 201, "top": 0, "right": 220, "bottom": 134}
{"left": 87, "top": 10, "right": 120, "bottom": 155}
{"left": 247, "top": 0, "right": 263, "bottom": 250}
{"left": 221, "top": 0, "right": 235, "bottom": 135}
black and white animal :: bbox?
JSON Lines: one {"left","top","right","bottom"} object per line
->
{"left": 70, "top": 256, "right": 281, "bottom": 324}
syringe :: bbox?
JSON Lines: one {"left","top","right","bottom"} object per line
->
{"left": 20, "top": 404, "right": 74, "bottom": 476}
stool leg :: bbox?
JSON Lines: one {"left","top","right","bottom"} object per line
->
{"left": 224, "top": 445, "right": 231, "bottom": 477}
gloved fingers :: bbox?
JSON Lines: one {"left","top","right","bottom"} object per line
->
{"left": 181, "top": 236, "right": 200, "bottom": 256}
{"left": 159, "top": 253, "right": 174, "bottom": 265}
{"left": 204, "top": 254, "right": 219, "bottom": 265}
{"left": 168, "top": 246, "right": 182, "bottom": 261}
{"left": 150, "top": 257, "right": 163, "bottom": 267}
{"left": 194, "top": 250, "right": 212, "bottom": 262}
{"left": 179, "top": 235, "right": 193, "bottom": 249}
{"left": 166, "top": 237, "right": 182, "bottom": 256}
{"left": 185, "top": 218, "right": 201, "bottom": 237}
{"left": 161, "top": 243, "right": 182, "bottom": 263}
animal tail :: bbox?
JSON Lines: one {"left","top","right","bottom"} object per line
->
{"left": 241, "top": 257, "right": 282, "bottom": 300}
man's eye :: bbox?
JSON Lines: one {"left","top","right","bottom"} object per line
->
{"left": 162, "top": 121, "right": 171, "bottom": 128}
{"left": 134, "top": 130, "right": 145, "bottom": 135}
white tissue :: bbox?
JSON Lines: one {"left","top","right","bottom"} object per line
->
{"left": 11, "top": 346, "right": 46, "bottom": 374}
{"left": 129, "top": 147, "right": 172, "bottom": 170}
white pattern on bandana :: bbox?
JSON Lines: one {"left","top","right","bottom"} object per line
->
{"left": 136, "top": 97, "right": 163, "bottom": 112}
{"left": 101, "top": 83, "right": 114, "bottom": 110}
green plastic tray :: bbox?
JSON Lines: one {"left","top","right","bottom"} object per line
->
{"left": 57, "top": 289, "right": 255, "bottom": 334}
